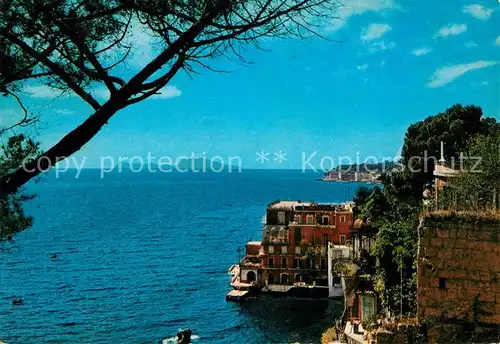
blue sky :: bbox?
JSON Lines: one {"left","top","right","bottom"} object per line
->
{"left": 1, "top": 0, "right": 499, "bottom": 169}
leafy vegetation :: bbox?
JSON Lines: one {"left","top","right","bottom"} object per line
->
{"left": 0, "top": 134, "right": 41, "bottom": 239}
{"left": 0, "top": 0, "right": 337, "bottom": 196}
{"left": 320, "top": 327, "right": 339, "bottom": 344}
{"left": 352, "top": 104, "right": 499, "bottom": 315}
{"left": 441, "top": 128, "right": 500, "bottom": 211}
{"left": 401, "top": 104, "right": 496, "bottom": 200}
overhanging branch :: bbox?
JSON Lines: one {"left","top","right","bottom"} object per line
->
{"left": 2, "top": 31, "right": 101, "bottom": 110}
{"left": 0, "top": 91, "right": 39, "bottom": 135}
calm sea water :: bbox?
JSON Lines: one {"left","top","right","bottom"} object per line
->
{"left": 0, "top": 170, "right": 366, "bottom": 344}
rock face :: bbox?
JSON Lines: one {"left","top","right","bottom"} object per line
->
{"left": 418, "top": 214, "right": 500, "bottom": 324}
{"left": 176, "top": 329, "right": 192, "bottom": 344}
{"left": 417, "top": 212, "right": 500, "bottom": 342}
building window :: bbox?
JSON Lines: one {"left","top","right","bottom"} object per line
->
{"left": 320, "top": 258, "right": 327, "bottom": 270}
{"left": 268, "top": 257, "right": 274, "bottom": 268}
{"left": 268, "top": 274, "right": 275, "bottom": 284}
{"left": 294, "top": 227, "right": 302, "bottom": 244}
{"left": 281, "top": 246, "right": 287, "bottom": 254}
{"left": 281, "top": 257, "right": 287, "bottom": 268}
{"left": 294, "top": 258, "right": 300, "bottom": 268}
{"left": 322, "top": 215, "right": 329, "bottom": 225}
{"left": 268, "top": 245, "right": 274, "bottom": 254}
{"left": 323, "top": 234, "right": 329, "bottom": 246}
{"left": 340, "top": 235, "right": 346, "bottom": 245}
{"left": 306, "top": 215, "right": 314, "bottom": 225}
{"left": 281, "top": 273, "right": 289, "bottom": 284}
{"left": 340, "top": 215, "right": 346, "bottom": 223}
{"left": 295, "top": 246, "right": 301, "bottom": 255}
{"left": 439, "top": 278, "right": 446, "bottom": 290}
{"left": 294, "top": 215, "right": 301, "bottom": 224}
{"left": 278, "top": 211, "right": 285, "bottom": 224}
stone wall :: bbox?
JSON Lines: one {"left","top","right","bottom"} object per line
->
{"left": 417, "top": 213, "right": 500, "bottom": 325}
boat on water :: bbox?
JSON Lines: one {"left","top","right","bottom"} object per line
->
{"left": 161, "top": 330, "right": 199, "bottom": 344}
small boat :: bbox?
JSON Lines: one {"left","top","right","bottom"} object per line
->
{"left": 11, "top": 298, "right": 24, "bottom": 306}
{"left": 176, "top": 329, "right": 192, "bottom": 344}
{"left": 161, "top": 331, "right": 199, "bottom": 344}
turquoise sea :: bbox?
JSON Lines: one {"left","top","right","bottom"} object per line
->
{"left": 0, "top": 169, "right": 367, "bottom": 343}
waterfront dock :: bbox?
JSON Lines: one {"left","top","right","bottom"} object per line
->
{"left": 226, "top": 290, "right": 250, "bottom": 302}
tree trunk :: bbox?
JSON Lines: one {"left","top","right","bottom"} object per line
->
{"left": 0, "top": 0, "right": 232, "bottom": 195}
{"left": 0, "top": 96, "right": 124, "bottom": 195}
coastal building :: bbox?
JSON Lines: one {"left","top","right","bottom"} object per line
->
{"left": 227, "top": 200, "right": 353, "bottom": 301}
{"left": 350, "top": 219, "right": 377, "bottom": 260}
{"left": 433, "top": 164, "right": 459, "bottom": 205}
{"left": 431, "top": 145, "right": 460, "bottom": 206}
{"left": 262, "top": 201, "right": 352, "bottom": 288}
{"left": 343, "top": 275, "right": 379, "bottom": 322}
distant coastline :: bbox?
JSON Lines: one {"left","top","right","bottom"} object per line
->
{"left": 319, "top": 161, "right": 395, "bottom": 184}
{"left": 317, "top": 178, "right": 382, "bottom": 184}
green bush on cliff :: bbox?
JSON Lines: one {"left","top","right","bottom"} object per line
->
{"left": 352, "top": 104, "right": 499, "bottom": 315}
{"left": 442, "top": 128, "right": 500, "bottom": 211}
{"left": 320, "top": 327, "right": 338, "bottom": 344}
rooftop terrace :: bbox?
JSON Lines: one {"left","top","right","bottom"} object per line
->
{"left": 268, "top": 200, "right": 312, "bottom": 209}
{"left": 268, "top": 200, "right": 353, "bottom": 211}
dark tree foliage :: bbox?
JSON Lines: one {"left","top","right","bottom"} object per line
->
{"left": 0, "top": 0, "right": 338, "bottom": 196}
{"left": 352, "top": 104, "right": 497, "bottom": 315}
{"left": 0, "top": 44, "right": 41, "bottom": 239}
{"left": 352, "top": 186, "right": 371, "bottom": 218}
{"left": 0, "top": 135, "right": 40, "bottom": 239}
{"left": 357, "top": 186, "right": 391, "bottom": 223}
{"left": 443, "top": 128, "right": 500, "bottom": 211}
{"left": 353, "top": 181, "right": 419, "bottom": 314}
{"left": 401, "top": 104, "right": 497, "bottom": 200}
{"left": 355, "top": 248, "right": 376, "bottom": 276}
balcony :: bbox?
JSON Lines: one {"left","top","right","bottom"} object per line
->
{"left": 228, "top": 264, "right": 240, "bottom": 275}
{"left": 262, "top": 225, "right": 289, "bottom": 244}
{"left": 265, "top": 237, "right": 289, "bottom": 244}
{"left": 240, "top": 255, "right": 261, "bottom": 268}
{"left": 289, "top": 221, "right": 336, "bottom": 229}
{"left": 266, "top": 264, "right": 289, "bottom": 269}
{"left": 265, "top": 264, "right": 328, "bottom": 271}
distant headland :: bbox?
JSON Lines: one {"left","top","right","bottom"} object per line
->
{"left": 320, "top": 161, "right": 397, "bottom": 183}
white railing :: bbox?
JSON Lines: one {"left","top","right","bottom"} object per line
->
{"left": 228, "top": 264, "right": 240, "bottom": 275}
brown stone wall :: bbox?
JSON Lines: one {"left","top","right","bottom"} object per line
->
{"left": 417, "top": 215, "right": 500, "bottom": 325}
